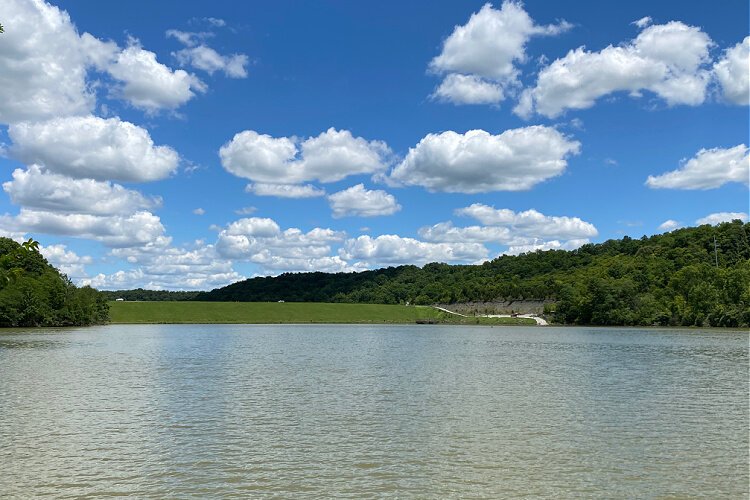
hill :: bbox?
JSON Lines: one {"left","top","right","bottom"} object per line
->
{"left": 195, "top": 221, "right": 750, "bottom": 328}
{"left": 0, "top": 238, "right": 109, "bottom": 327}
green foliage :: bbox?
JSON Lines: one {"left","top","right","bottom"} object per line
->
{"left": 193, "top": 221, "right": 750, "bottom": 327}
{"left": 99, "top": 288, "right": 200, "bottom": 301}
{"left": 0, "top": 237, "right": 109, "bottom": 327}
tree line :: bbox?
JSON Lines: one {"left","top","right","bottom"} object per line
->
{"left": 0, "top": 238, "right": 109, "bottom": 327}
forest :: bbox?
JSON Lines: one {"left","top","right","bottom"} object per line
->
{"left": 0, "top": 238, "right": 109, "bottom": 327}
{"left": 191, "top": 221, "right": 750, "bottom": 328}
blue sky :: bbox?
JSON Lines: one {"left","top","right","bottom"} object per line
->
{"left": 0, "top": 0, "right": 747, "bottom": 290}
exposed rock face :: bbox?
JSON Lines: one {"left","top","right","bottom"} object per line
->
{"left": 435, "top": 300, "right": 555, "bottom": 315}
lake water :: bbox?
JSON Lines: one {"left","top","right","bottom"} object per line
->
{"left": 0, "top": 325, "right": 747, "bottom": 498}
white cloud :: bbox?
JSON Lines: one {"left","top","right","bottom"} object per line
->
{"left": 695, "top": 212, "right": 748, "bottom": 225}
{"left": 40, "top": 244, "right": 93, "bottom": 279}
{"left": 516, "top": 21, "right": 713, "bottom": 118}
{"left": 246, "top": 183, "right": 326, "bottom": 198}
{"left": 418, "top": 222, "right": 512, "bottom": 243}
{"left": 108, "top": 42, "right": 206, "bottom": 112}
{"left": 0, "top": 209, "right": 170, "bottom": 248}
{"left": 174, "top": 46, "right": 248, "bottom": 78}
{"left": 419, "top": 205, "right": 596, "bottom": 255}
{"left": 389, "top": 126, "right": 580, "bottom": 193}
{"left": 166, "top": 25, "right": 248, "bottom": 79}
{"left": 234, "top": 206, "right": 257, "bottom": 215}
{"left": 632, "top": 17, "right": 653, "bottom": 29}
{"left": 657, "top": 219, "right": 682, "bottom": 231}
{"left": 328, "top": 184, "right": 401, "bottom": 218}
{"left": 0, "top": 1, "right": 207, "bottom": 122}
{"left": 166, "top": 29, "right": 211, "bottom": 47}
{"left": 429, "top": 1, "right": 571, "bottom": 104}
{"left": 455, "top": 204, "right": 598, "bottom": 237}
{"left": 215, "top": 217, "right": 350, "bottom": 274}
{"left": 646, "top": 145, "right": 749, "bottom": 189}
{"left": 220, "top": 128, "right": 392, "bottom": 184}
{"left": 3, "top": 166, "right": 160, "bottom": 215}
{"left": 604, "top": 158, "right": 618, "bottom": 166}
{"left": 90, "top": 244, "right": 243, "bottom": 290}
{"left": 713, "top": 37, "right": 749, "bottom": 105}
{"left": 340, "top": 235, "right": 488, "bottom": 267}
{"left": 204, "top": 17, "right": 226, "bottom": 28}
{"left": 0, "top": 0, "right": 116, "bottom": 123}
{"left": 9, "top": 116, "right": 179, "bottom": 182}
{"left": 431, "top": 73, "right": 504, "bottom": 105}
{"left": 193, "top": 208, "right": 206, "bottom": 215}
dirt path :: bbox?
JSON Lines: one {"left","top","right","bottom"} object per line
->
{"left": 432, "top": 306, "right": 548, "bottom": 325}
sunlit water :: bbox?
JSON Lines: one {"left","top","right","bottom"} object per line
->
{"left": 0, "top": 324, "right": 747, "bottom": 498}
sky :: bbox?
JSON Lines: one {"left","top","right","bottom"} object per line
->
{"left": 0, "top": 0, "right": 747, "bottom": 290}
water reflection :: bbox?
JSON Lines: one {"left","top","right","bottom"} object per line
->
{"left": 0, "top": 325, "right": 747, "bottom": 498}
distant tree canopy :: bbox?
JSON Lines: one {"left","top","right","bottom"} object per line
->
{"left": 0, "top": 237, "right": 109, "bottom": 327}
{"left": 99, "top": 288, "right": 200, "bottom": 302}
{"left": 194, "top": 221, "right": 750, "bottom": 327}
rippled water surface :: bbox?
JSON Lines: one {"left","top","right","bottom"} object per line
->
{"left": 0, "top": 325, "right": 747, "bottom": 498}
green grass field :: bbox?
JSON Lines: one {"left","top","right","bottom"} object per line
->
{"left": 108, "top": 301, "right": 537, "bottom": 326}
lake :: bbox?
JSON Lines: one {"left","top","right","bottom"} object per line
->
{"left": 0, "top": 325, "right": 747, "bottom": 498}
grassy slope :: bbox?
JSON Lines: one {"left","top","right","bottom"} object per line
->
{"left": 108, "top": 301, "right": 536, "bottom": 325}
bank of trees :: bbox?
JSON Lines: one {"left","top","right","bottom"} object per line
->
{"left": 196, "top": 221, "right": 750, "bottom": 327}
{"left": 99, "top": 289, "right": 200, "bottom": 302}
{"left": 0, "top": 238, "right": 109, "bottom": 327}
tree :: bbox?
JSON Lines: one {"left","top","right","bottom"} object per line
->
{"left": 0, "top": 237, "right": 109, "bottom": 326}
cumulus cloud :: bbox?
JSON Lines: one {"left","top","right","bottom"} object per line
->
{"left": 193, "top": 208, "right": 206, "bottom": 215}
{"left": 431, "top": 74, "right": 504, "bottom": 105}
{"left": 215, "top": 217, "right": 351, "bottom": 274}
{"left": 713, "top": 37, "right": 749, "bottom": 105}
{"left": 220, "top": 128, "right": 392, "bottom": 184}
{"left": 87, "top": 244, "right": 243, "bottom": 290}
{"left": 246, "top": 183, "right": 326, "bottom": 198}
{"left": 9, "top": 116, "right": 180, "bottom": 182}
{"left": 429, "top": 1, "right": 570, "bottom": 105}
{"left": 340, "top": 235, "right": 488, "bottom": 267}
{"left": 419, "top": 205, "right": 597, "bottom": 255}
{"left": 657, "top": 219, "right": 682, "bottom": 231}
{"left": 646, "top": 145, "right": 749, "bottom": 189}
{"left": 418, "top": 222, "right": 512, "bottom": 243}
{"left": 516, "top": 21, "right": 713, "bottom": 118}
{"left": 0, "top": 209, "right": 170, "bottom": 248}
{"left": 389, "top": 126, "right": 580, "bottom": 193}
{"left": 695, "top": 212, "right": 748, "bottom": 225}
{"left": 0, "top": 1, "right": 207, "bottom": 122}
{"left": 40, "top": 244, "right": 93, "bottom": 279}
{"left": 0, "top": 0, "right": 113, "bottom": 123}
{"left": 328, "top": 184, "right": 401, "bottom": 218}
{"left": 108, "top": 42, "right": 206, "bottom": 112}
{"left": 3, "top": 166, "right": 160, "bottom": 215}
{"left": 455, "top": 204, "right": 598, "bottom": 237}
